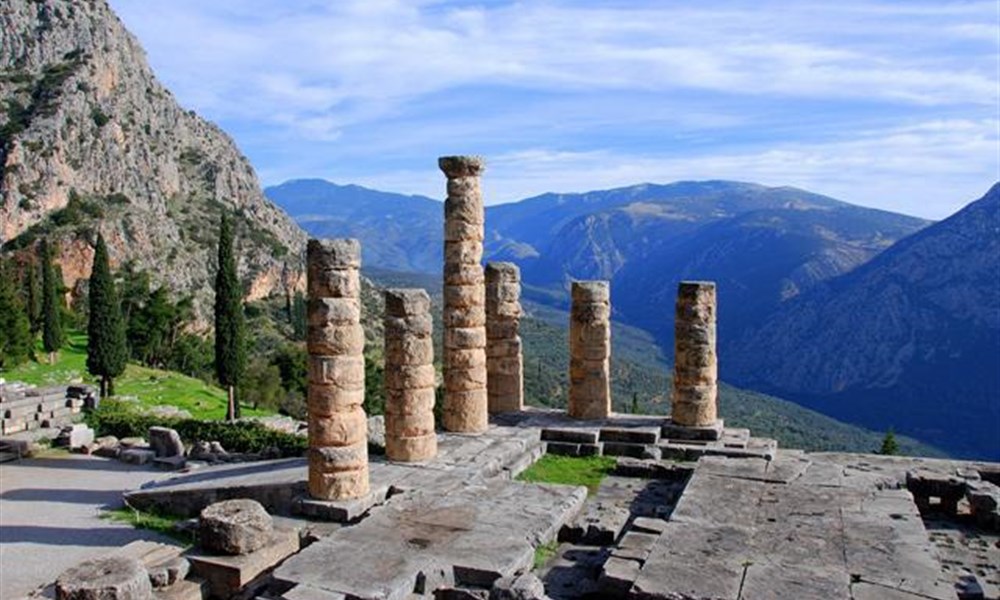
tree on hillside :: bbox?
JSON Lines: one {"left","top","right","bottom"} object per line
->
{"left": 40, "top": 239, "right": 65, "bottom": 362}
{"left": 23, "top": 260, "right": 42, "bottom": 335}
{"left": 0, "top": 260, "right": 33, "bottom": 370}
{"left": 879, "top": 429, "right": 899, "bottom": 456}
{"left": 86, "top": 233, "right": 128, "bottom": 398}
{"left": 214, "top": 214, "right": 246, "bottom": 421}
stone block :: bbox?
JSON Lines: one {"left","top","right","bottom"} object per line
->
{"left": 153, "top": 455, "right": 187, "bottom": 470}
{"left": 662, "top": 419, "right": 724, "bottom": 441}
{"left": 121, "top": 448, "right": 157, "bottom": 465}
{"left": 599, "top": 427, "right": 660, "bottom": 445}
{"left": 541, "top": 428, "right": 600, "bottom": 444}
{"left": 630, "top": 517, "right": 669, "bottom": 535}
{"left": 199, "top": 499, "right": 274, "bottom": 555}
{"left": 188, "top": 529, "right": 299, "bottom": 600}
{"left": 602, "top": 442, "right": 661, "bottom": 460}
{"left": 618, "top": 531, "right": 658, "bottom": 552}
{"left": 55, "top": 556, "right": 152, "bottom": 600}
{"left": 293, "top": 486, "right": 389, "bottom": 522}
{"left": 148, "top": 426, "right": 184, "bottom": 458}
{"left": 489, "top": 572, "right": 546, "bottom": 600}
{"left": 598, "top": 556, "right": 640, "bottom": 596}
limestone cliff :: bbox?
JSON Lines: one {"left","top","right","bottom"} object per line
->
{"left": 0, "top": 0, "right": 306, "bottom": 315}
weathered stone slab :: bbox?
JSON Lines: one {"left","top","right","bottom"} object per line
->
{"left": 601, "top": 441, "right": 660, "bottom": 460}
{"left": 292, "top": 485, "right": 390, "bottom": 522}
{"left": 540, "top": 428, "right": 599, "bottom": 444}
{"left": 598, "top": 427, "right": 659, "bottom": 445}
{"left": 188, "top": 529, "right": 299, "bottom": 600}
{"left": 662, "top": 419, "right": 724, "bottom": 441}
{"left": 148, "top": 427, "right": 184, "bottom": 458}
{"left": 55, "top": 556, "right": 152, "bottom": 600}
{"left": 598, "top": 556, "right": 640, "bottom": 596}
{"left": 121, "top": 448, "right": 157, "bottom": 465}
{"left": 199, "top": 499, "right": 273, "bottom": 555}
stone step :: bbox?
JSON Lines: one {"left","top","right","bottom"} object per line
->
{"left": 720, "top": 428, "right": 751, "bottom": 449}
{"left": 24, "top": 386, "right": 67, "bottom": 399}
{"left": 153, "top": 577, "right": 208, "bottom": 600}
{"left": 541, "top": 428, "right": 601, "bottom": 444}
{"left": 599, "top": 427, "right": 660, "bottom": 445}
{"left": 601, "top": 441, "right": 661, "bottom": 461}
{"left": 545, "top": 441, "right": 602, "bottom": 457}
{"left": 38, "top": 397, "right": 70, "bottom": 413}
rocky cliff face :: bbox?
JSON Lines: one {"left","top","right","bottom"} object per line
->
{"left": 0, "top": 0, "right": 306, "bottom": 315}
{"left": 725, "top": 184, "right": 1000, "bottom": 459}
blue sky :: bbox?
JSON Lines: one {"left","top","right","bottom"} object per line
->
{"left": 109, "top": 0, "right": 998, "bottom": 219}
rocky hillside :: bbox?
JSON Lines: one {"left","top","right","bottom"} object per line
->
{"left": 1, "top": 0, "right": 306, "bottom": 314}
{"left": 725, "top": 184, "right": 1000, "bottom": 459}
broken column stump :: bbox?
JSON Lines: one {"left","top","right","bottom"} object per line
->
{"left": 568, "top": 281, "right": 612, "bottom": 420}
{"left": 199, "top": 499, "right": 273, "bottom": 555}
{"left": 55, "top": 556, "right": 152, "bottom": 600}
{"left": 306, "top": 239, "right": 369, "bottom": 500}
{"left": 440, "top": 155, "right": 488, "bottom": 434}
{"left": 486, "top": 262, "right": 524, "bottom": 413}
{"left": 384, "top": 288, "right": 438, "bottom": 462}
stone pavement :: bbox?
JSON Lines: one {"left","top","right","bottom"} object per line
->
{"left": 0, "top": 453, "right": 173, "bottom": 599}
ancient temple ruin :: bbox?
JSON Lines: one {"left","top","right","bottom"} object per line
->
{"left": 568, "top": 281, "right": 612, "bottom": 420}
{"left": 305, "top": 239, "right": 369, "bottom": 500}
{"left": 486, "top": 262, "right": 524, "bottom": 413}
{"left": 440, "top": 156, "right": 490, "bottom": 434}
{"left": 383, "top": 288, "right": 438, "bottom": 462}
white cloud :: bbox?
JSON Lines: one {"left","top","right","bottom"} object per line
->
{"left": 108, "top": 0, "right": 999, "bottom": 218}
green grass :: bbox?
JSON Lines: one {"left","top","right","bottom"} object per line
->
{"left": 533, "top": 540, "right": 559, "bottom": 569}
{"left": 2, "top": 331, "right": 270, "bottom": 420}
{"left": 102, "top": 507, "right": 192, "bottom": 545}
{"left": 517, "top": 454, "right": 617, "bottom": 495}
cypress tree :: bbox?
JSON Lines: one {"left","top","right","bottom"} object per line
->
{"left": 214, "top": 214, "right": 246, "bottom": 420}
{"left": 40, "top": 239, "right": 65, "bottom": 362}
{"left": 24, "top": 260, "right": 42, "bottom": 335}
{"left": 86, "top": 234, "right": 128, "bottom": 398}
{"left": 0, "top": 260, "right": 33, "bottom": 370}
{"left": 879, "top": 428, "right": 900, "bottom": 456}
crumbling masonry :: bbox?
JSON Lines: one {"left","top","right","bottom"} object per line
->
{"left": 486, "top": 262, "right": 524, "bottom": 413}
{"left": 568, "top": 280, "right": 612, "bottom": 420}
{"left": 383, "top": 288, "right": 438, "bottom": 462}
{"left": 670, "top": 281, "right": 718, "bottom": 428}
{"left": 306, "top": 239, "right": 369, "bottom": 500}
{"left": 440, "top": 156, "right": 489, "bottom": 433}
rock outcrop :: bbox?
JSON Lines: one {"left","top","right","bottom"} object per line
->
{"left": 1, "top": 0, "right": 306, "bottom": 317}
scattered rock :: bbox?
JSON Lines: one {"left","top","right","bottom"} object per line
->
{"left": 368, "top": 415, "right": 386, "bottom": 451}
{"left": 199, "top": 499, "right": 273, "bottom": 555}
{"left": 490, "top": 572, "right": 548, "bottom": 600}
{"left": 148, "top": 426, "right": 184, "bottom": 458}
{"left": 119, "top": 437, "right": 148, "bottom": 449}
{"left": 208, "top": 441, "right": 228, "bottom": 456}
{"left": 55, "top": 556, "right": 152, "bottom": 600}
{"left": 120, "top": 448, "right": 156, "bottom": 465}
{"left": 55, "top": 424, "right": 95, "bottom": 449}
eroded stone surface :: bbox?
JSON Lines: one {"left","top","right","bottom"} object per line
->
{"left": 671, "top": 281, "right": 718, "bottom": 428}
{"left": 384, "top": 288, "right": 438, "bottom": 462}
{"left": 55, "top": 556, "right": 152, "bottom": 600}
{"left": 568, "top": 281, "right": 611, "bottom": 420}
{"left": 486, "top": 262, "right": 523, "bottom": 414}
{"left": 306, "top": 238, "right": 369, "bottom": 500}
{"left": 199, "top": 499, "right": 274, "bottom": 555}
{"left": 441, "top": 156, "right": 488, "bottom": 434}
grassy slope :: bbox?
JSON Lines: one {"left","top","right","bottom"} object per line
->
{"left": 2, "top": 332, "right": 268, "bottom": 420}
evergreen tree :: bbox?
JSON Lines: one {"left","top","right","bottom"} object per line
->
{"left": 214, "top": 214, "right": 246, "bottom": 420}
{"left": 879, "top": 429, "right": 900, "bottom": 456}
{"left": 0, "top": 261, "right": 33, "bottom": 370}
{"left": 40, "top": 239, "right": 65, "bottom": 362}
{"left": 86, "top": 234, "right": 128, "bottom": 398}
{"left": 290, "top": 292, "right": 307, "bottom": 341}
{"left": 24, "top": 260, "right": 42, "bottom": 335}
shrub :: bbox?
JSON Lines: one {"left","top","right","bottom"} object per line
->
{"left": 86, "top": 400, "right": 306, "bottom": 456}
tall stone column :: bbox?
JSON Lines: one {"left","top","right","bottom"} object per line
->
{"left": 486, "top": 262, "right": 523, "bottom": 413}
{"left": 568, "top": 281, "right": 611, "bottom": 419}
{"left": 306, "top": 239, "right": 369, "bottom": 500}
{"left": 671, "top": 281, "right": 718, "bottom": 427}
{"left": 439, "top": 156, "right": 488, "bottom": 433}
{"left": 383, "top": 288, "right": 437, "bottom": 462}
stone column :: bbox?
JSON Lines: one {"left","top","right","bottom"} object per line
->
{"left": 383, "top": 288, "right": 438, "bottom": 462}
{"left": 439, "top": 156, "right": 488, "bottom": 433}
{"left": 671, "top": 281, "right": 718, "bottom": 427}
{"left": 568, "top": 281, "right": 611, "bottom": 419}
{"left": 306, "top": 239, "right": 369, "bottom": 500}
{"left": 486, "top": 262, "right": 523, "bottom": 413}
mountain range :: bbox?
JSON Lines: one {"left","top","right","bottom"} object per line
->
{"left": 267, "top": 178, "right": 999, "bottom": 459}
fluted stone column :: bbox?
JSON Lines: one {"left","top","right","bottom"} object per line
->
{"left": 568, "top": 281, "right": 611, "bottom": 419}
{"left": 486, "top": 262, "right": 523, "bottom": 413}
{"left": 671, "top": 281, "right": 718, "bottom": 427}
{"left": 383, "top": 288, "right": 438, "bottom": 462}
{"left": 440, "top": 156, "right": 488, "bottom": 433}
{"left": 306, "top": 239, "right": 369, "bottom": 500}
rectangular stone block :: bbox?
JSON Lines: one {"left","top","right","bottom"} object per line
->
{"left": 600, "top": 427, "right": 660, "bottom": 445}
{"left": 602, "top": 442, "right": 661, "bottom": 461}
{"left": 188, "top": 529, "right": 300, "bottom": 599}
{"left": 541, "top": 428, "right": 600, "bottom": 444}
{"left": 308, "top": 408, "right": 368, "bottom": 447}
{"left": 599, "top": 556, "right": 640, "bottom": 596}
{"left": 308, "top": 355, "right": 365, "bottom": 387}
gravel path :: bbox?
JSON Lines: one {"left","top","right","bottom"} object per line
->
{"left": 0, "top": 453, "right": 173, "bottom": 599}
